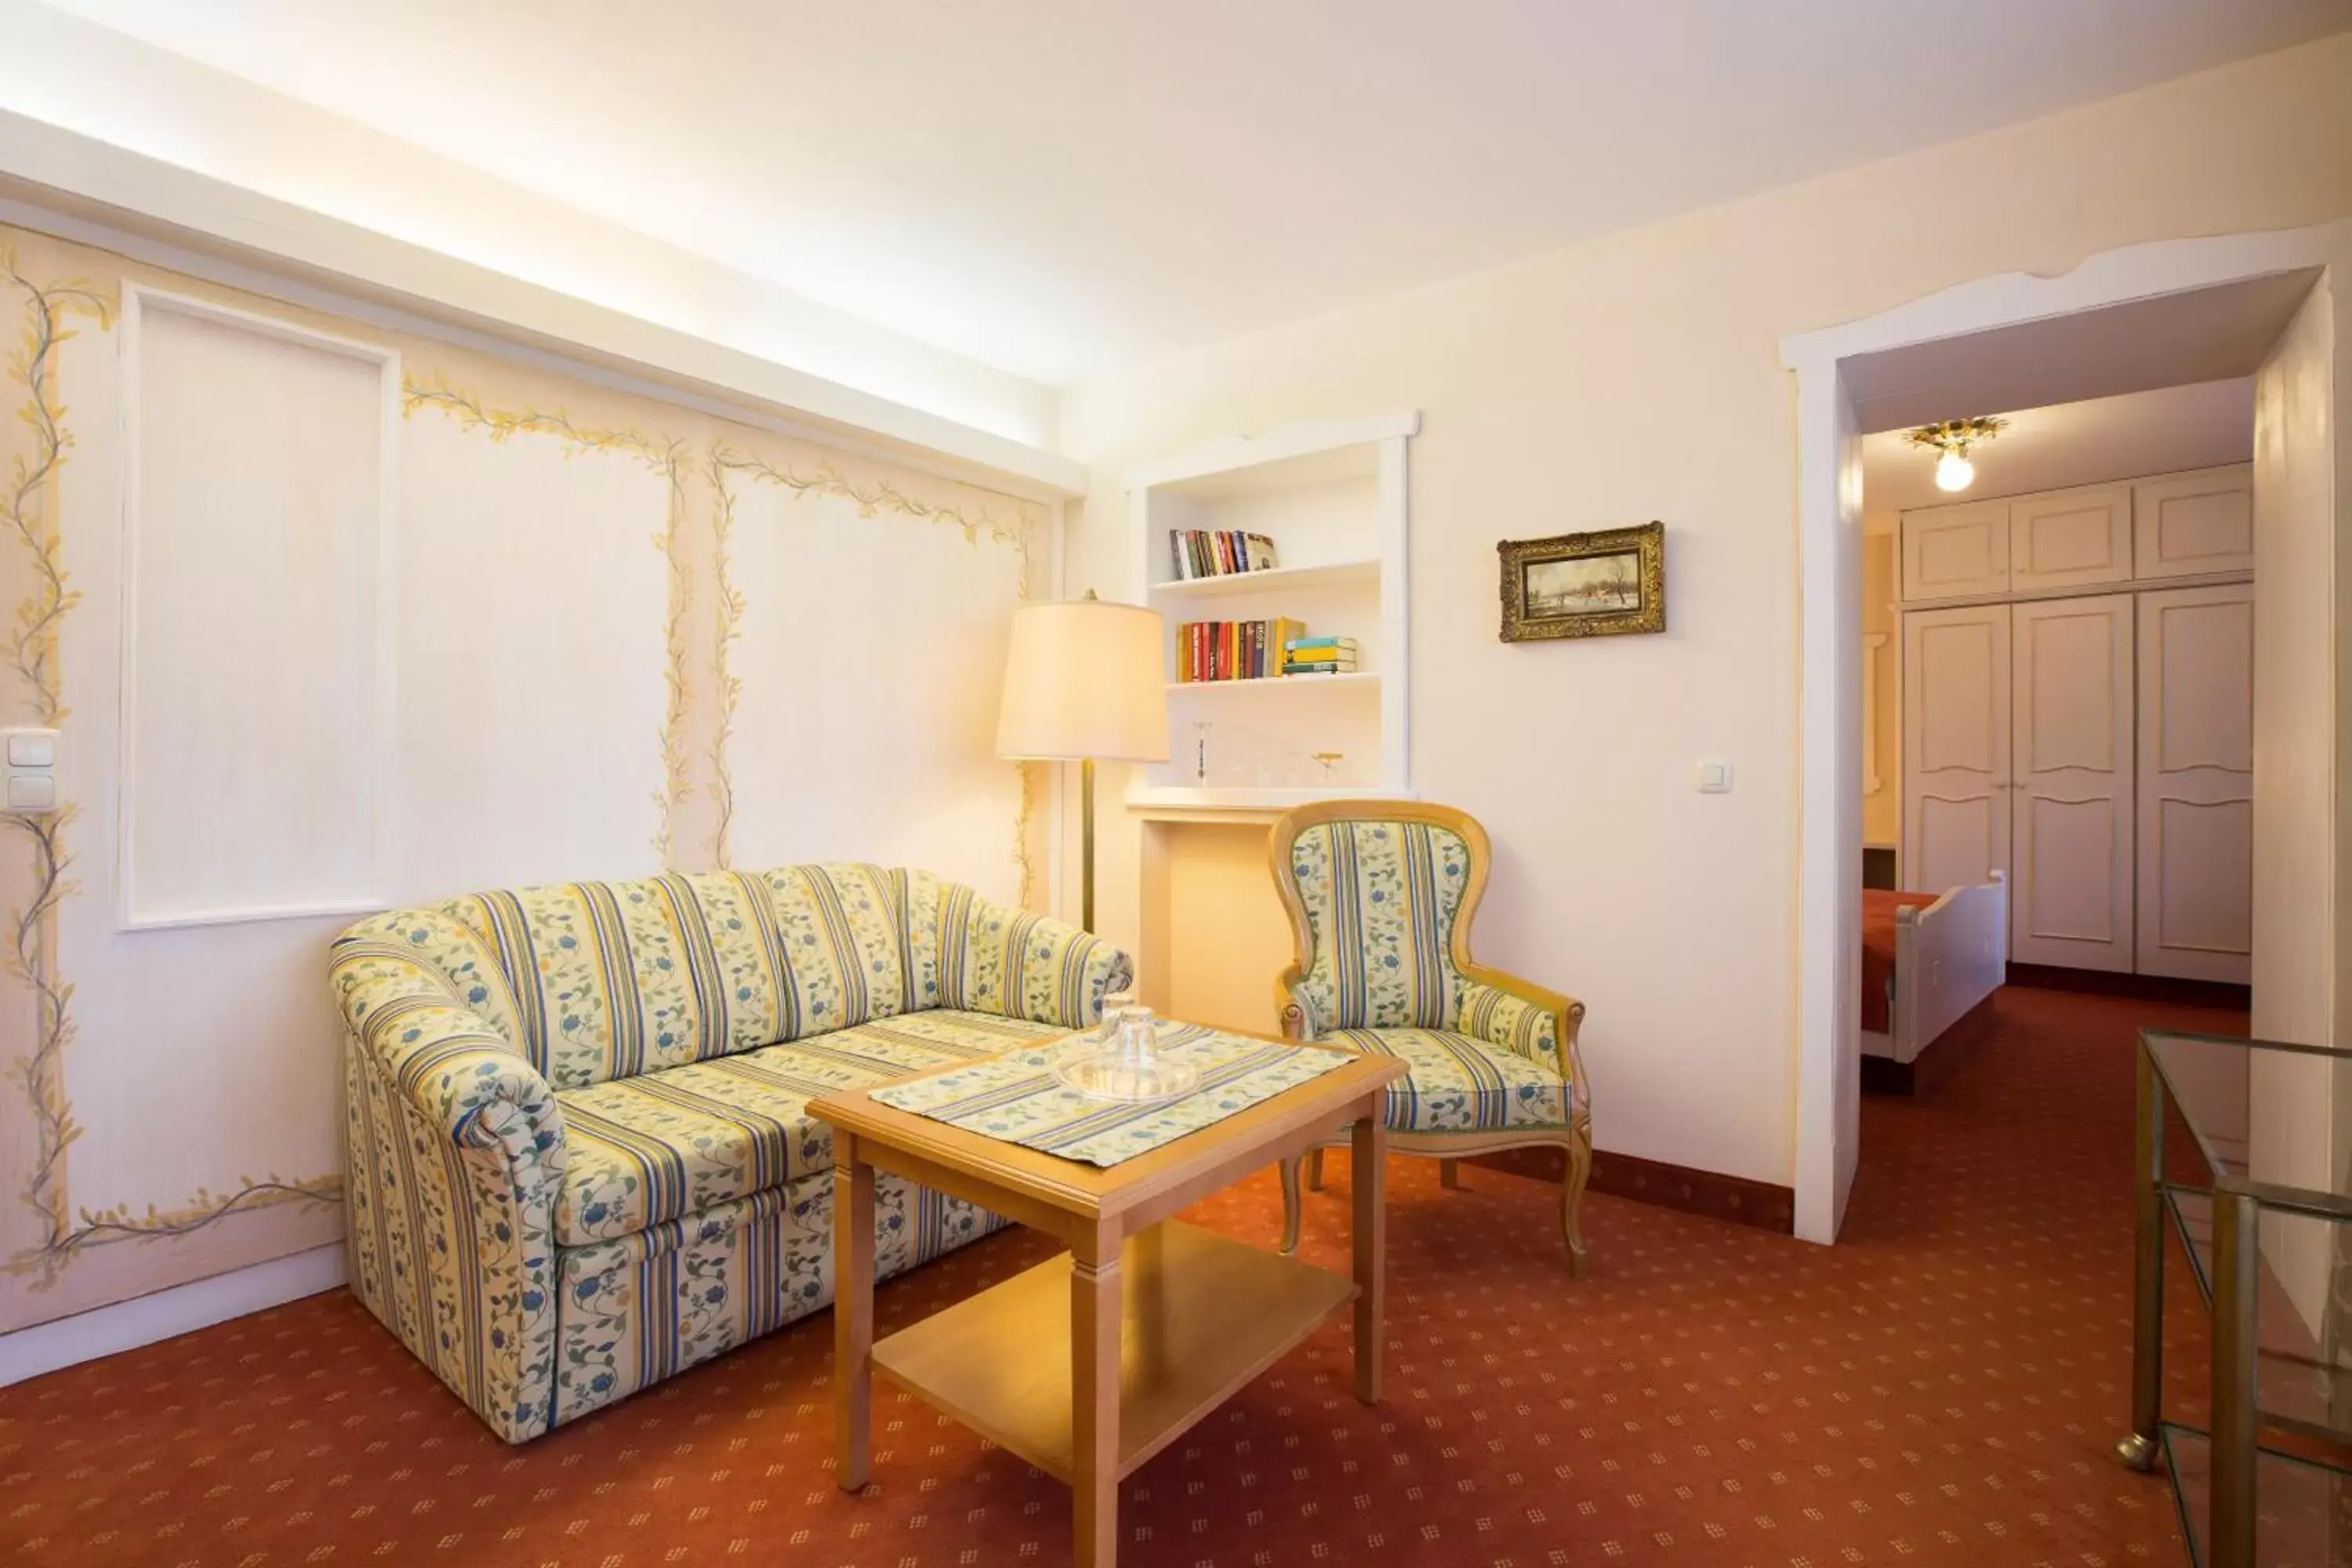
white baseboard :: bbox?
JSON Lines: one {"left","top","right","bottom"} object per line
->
{"left": 0, "top": 1243, "right": 346, "bottom": 1386}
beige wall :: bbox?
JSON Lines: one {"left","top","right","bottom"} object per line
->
{"left": 1059, "top": 35, "right": 2352, "bottom": 1188}
{"left": 1860, "top": 535, "right": 1900, "bottom": 848}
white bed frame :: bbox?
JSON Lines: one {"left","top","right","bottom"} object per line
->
{"left": 1861, "top": 871, "right": 2008, "bottom": 1068}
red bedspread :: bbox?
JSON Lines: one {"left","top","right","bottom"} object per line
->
{"left": 1861, "top": 889, "right": 1942, "bottom": 1033}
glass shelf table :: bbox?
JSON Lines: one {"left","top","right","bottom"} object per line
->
{"left": 2122, "top": 1028, "right": 2352, "bottom": 1568}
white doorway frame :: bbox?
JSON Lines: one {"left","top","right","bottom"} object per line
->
{"left": 1780, "top": 222, "right": 2349, "bottom": 1244}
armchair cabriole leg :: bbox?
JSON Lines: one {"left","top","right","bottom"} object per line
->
{"left": 1306, "top": 1147, "right": 1325, "bottom": 1192}
{"left": 1563, "top": 1131, "right": 1593, "bottom": 1279}
{"left": 1277, "top": 1153, "right": 1304, "bottom": 1255}
{"left": 1439, "top": 1158, "right": 1461, "bottom": 1190}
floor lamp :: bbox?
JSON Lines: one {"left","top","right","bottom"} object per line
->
{"left": 995, "top": 593, "right": 1168, "bottom": 931}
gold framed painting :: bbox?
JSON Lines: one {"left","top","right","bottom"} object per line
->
{"left": 1497, "top": 521, "right": 1665, "bottom": 642}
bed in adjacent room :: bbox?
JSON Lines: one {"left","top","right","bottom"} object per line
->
{"left": 1861, "top": 872, "right": 2007, "bottom": 1082}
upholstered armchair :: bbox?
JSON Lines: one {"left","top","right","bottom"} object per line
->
{"left": 1269, "top": 800, "right": 1593, "bottom": 1275}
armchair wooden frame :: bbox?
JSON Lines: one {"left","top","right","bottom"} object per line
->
{"left": 1268, "top": 799, "right": 1594, "bottom": 1276}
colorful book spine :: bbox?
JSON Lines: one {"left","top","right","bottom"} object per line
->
{"left": 1174, "top": 617, "right": 1318, "bottom": 681}
{"left": 1164, "top": 530, "right": 1282, "bottom": 580}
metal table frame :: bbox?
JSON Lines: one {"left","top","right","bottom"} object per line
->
{"left": 2121, "top": 1027, "right": 2352, "bottom": 1568}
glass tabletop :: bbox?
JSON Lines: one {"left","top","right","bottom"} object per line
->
{"left": 2165, "top": 1423, "right": 2352, "bottom": 1567}
{"left": 2169, "top": 1190, "right": 2352, "bottom": 1445}
{"left": 2144, "top": 1030, "right": 2352, "bottom": 1214}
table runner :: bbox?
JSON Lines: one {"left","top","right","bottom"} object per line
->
{"left": 869, "top": 1022, "right": 1349, "bottom": 1167}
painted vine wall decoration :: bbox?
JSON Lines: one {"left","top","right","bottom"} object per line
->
{"left": 705, "top": 445, "right": 1047, "bottom": 902}
{"left": 704, "top": 447, "right": 745, "bottom": 869}
{"left": 4, "top": 252, "right": 339, "bottom": 1286}
{"left": 402, "top": 377, "right": 696, "bottom": 866}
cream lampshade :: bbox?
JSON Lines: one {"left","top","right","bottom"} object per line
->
{"left": 996, "top": 594, "right": 1168, "bottom": 932}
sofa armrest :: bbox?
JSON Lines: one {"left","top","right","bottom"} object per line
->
{"left": 329, "top": 920, "right": 564, "bottom": 1174}
{"left": 1455, "top": 962, "right": 1585, "bottom": 1096}
{"left": 939, "top": 885, "right": 1133, "bottom": 1029}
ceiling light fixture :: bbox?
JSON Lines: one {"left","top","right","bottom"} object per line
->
{"left": 1905, "top": 416, "right": 2007, "bottom": 493}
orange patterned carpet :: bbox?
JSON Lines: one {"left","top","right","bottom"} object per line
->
{"left": 0, "top": 985, "right": 2245, "bottom": 1567}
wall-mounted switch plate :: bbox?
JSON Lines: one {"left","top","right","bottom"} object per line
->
{"left": 5, "top": 728, "right": 56, "bottom": 768}
{"left": 1695, "top": 758, "right": 1733, "bottom": 794}
{"left": 3, "top": 727, "right": 59, "bottom": 815}
{"left": 6, "top": 774, "right": 56, "bottom": 811}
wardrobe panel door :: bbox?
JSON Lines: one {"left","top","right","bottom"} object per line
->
{"left": 2138, "top": 583, "right": 2254, "bottom": 982}
{"left": 1901, "top": 500, "right": 2009, "bottom": 602}
{"left": 2134, "top": 464, "right": 2253, "bottom": 580}
{"left": 2009, "top": 596, "right": 2136, "bottom": 971}
{"left": 1903, "top": 604, "right": 2010, "bottom": 898}
{"left": 2009, "top": 483, "right": 2133, "bottom": 592}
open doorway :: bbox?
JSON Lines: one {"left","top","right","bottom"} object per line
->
{"left": 1784, "top": 225, "right": 2349, "bottom": 1245}
{"left": 1855, "top": 376, "right": 2258, "bottom": 1096}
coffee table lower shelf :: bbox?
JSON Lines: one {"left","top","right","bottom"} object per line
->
{"left": 871, "top": 1220, "right": 1356, "bottom": 1484}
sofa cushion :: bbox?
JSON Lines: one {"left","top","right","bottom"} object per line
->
{"left": 553, "top": 1008, "right": 1063, "bottom": 1245}
{"left": 1328, "top": 1026, "right": 1570, "bottom": 1135}
{"left": 446, "top": 864, "right": 942, "bottom": 1091}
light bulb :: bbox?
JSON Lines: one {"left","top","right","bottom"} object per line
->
{"left": 1934, "top": 450, "right": 1975, "bottom": 492}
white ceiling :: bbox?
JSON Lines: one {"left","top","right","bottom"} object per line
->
{"left": 34, "top": 0, "right": 2352, "bottom": 384}
{"left": 1861, "top": 378, "right": 2254, "bottom": 530}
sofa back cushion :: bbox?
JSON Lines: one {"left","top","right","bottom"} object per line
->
{"left": 447, "top": 864, "right": 939, "bottom": 1090}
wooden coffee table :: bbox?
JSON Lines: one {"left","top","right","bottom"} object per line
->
{"left": 811, "top": 1033, "right": 1406, "bottom": 1568}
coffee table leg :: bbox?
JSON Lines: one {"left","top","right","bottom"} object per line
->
{"left": 1072, "top": 1232, "right": 1123, "bottom": 1568}
{"left": 1352, "top": 1107, "right": 1386, "bottom": 1404}
{"left": 833, "top": 1134, "right": 875, "bottom": 1492}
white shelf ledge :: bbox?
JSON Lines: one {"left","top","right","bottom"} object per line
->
{"left": 1124, "top": 784, "right": 1417, "bottom": 823}
{"left": 1166, "top": 671, "right": 1377, "bottom": 694}
{"left": 1149, "top": 558, "right": 1379, "bottom": 601}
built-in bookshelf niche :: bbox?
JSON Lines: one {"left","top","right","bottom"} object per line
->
{"left": 1124, "top": 413, "right": 1416, "bottom": 818}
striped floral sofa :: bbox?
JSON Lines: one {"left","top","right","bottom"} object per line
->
{"left": 329, "top": 863, "right": 1128, "bottom": 1443}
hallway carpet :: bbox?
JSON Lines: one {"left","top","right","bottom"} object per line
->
{"left": 0, "top": 986, "right": 2247, "bottom": 1567}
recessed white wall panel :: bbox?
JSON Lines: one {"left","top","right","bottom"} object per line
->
{"left": 119, "top": 294, "right": 394, "bottom": 926}
{"left": 64, "top": 916, "right": 351, "bottom": 1222}
{"left": 726, "top": 482, "right": 1032, "bottom": 901}
{"left": 54, "top": 311, "right": 348, "bottom": 1218}
{"left": 394, "top": 418, "right": 671, "bottom": 897}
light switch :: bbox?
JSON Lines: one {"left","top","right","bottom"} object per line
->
{"left": 1695, "top": 759, "right": 1733, "bottom": 794}
{"left": 5, "top": 728, "right": 56, "bottom": 768}
{"left": 4, "top": 727, "right": 59, "bottom": 815}
{"left": 6, "top": 774, "right": 56, "bottom": 811}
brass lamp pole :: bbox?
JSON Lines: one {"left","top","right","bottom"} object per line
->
{"left": 994, "top": 591, "right": 1169, "bottom": 931}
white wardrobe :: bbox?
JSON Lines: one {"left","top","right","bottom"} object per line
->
{"left": 1899, "top": 463, "right": 2254, "bottom": 982}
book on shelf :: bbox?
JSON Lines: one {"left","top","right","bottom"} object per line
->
{"left": 1167, "top": 529, "right": 1279, "bottom": 580}
{"left": 1281, "top": 634, "right": 1359, "bottom": 675}
{"left": 1174, "top": 616, "right": 1307, "bottom": 681}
